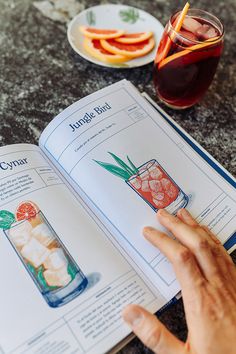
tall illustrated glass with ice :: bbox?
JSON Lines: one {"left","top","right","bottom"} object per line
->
{"left": 153, "top": 5, "right": 224, "bottom": 109}
{"left": 4, "top": 211, "right": 88, "bottom": 308}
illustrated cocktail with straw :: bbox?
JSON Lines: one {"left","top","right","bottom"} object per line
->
{"left": 153, "top": 3, "right": 224, "bottom": 109}
{"left": 95, "top": 153, "right": 188, "bottom": 214}
{"left": 1, "top": 202, "right": 88, "bottom": 308}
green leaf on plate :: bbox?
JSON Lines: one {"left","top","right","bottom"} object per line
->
{"left": 119, "top": 8, "right": 140, "bottom": 24}
{"left": 86, "top": 10, "right": 96, "bottom": 26}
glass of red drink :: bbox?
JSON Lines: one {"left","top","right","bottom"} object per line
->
{"left": 153, "top": 9, "right": 224, "bottom": 109}
{"left": 126, "top": 159, "right": 188, "bottom": 214}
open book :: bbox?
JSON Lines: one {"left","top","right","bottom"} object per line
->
{"left": 0, "top": 80, "right": 235, "bottom": 354}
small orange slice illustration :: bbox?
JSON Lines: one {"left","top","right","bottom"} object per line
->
{"left": 16, "top": 201, "right": 39, "bottom": 221}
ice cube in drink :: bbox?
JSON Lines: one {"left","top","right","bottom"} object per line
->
{"left": 21, "top": 237, "right": 51, "bottom": 268}
{"left": 31, "top": 223, "right": 54, "bottom": 246}
{"left": 9, "top": 220, "right": 32, "bottom": 249}
{"left": 44, "top": 267, "right": 72, "bottom": 287}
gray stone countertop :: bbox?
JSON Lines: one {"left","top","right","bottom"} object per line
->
{"left": 0, "top": 0, "right": 235, "bottom": 353}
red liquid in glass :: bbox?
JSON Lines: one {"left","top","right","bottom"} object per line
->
{"left": 129, "top": 163, "right": 179, "bottom": 209}
{"left": 153, "top": 16, "right": 223, "bottom": 108}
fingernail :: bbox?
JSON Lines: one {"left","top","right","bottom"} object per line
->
{"left": 143, "top": 226, "right": 154, "bottom": 237}
{"left": 158, "top": 209, "right": 168, "bottom": 217}
{"left": 122, "top": 306, "right": 143, "bottom": 327}
{"left": 180, "top": 208, "right": 190, "bottom": 217}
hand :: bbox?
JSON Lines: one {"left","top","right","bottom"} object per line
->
{"left": 122, "top": 208, "right": 236, "bottom": 354}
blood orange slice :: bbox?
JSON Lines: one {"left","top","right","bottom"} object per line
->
{"left": 158, "top": 36, "right": 221, "bottom": 69}
{"left": 80, "top": 26, "right": 125, "bottom": 39}
{"left": 16, "top": 201, "right": 39, "bottom": 221}
{"left": 115, "top": 32, "right": 153, "bottom": 44}
{"left": 83, "top": 38, "right": 129, "bottom": 63}
{"left": 100, "top": 37, "right": 155, "bottom": 58}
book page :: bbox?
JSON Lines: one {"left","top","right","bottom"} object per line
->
{"left": 0, "top": 144, "right": 164, "bottom": 354}
{"left": 39, "top": 79, "right": 236, "bottom": 300}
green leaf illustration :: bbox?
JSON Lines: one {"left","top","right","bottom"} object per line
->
{"left": 119, "top": 8, "right": 140, "bottom": 24}
{"left": 127, "top": 155, "right": 139, "bottom": 174}
{"left": 0, "top": 210, "right": 15, "bottom": 230}
{"left": 27, "top": 263, "right": 37, "bottom": 276}
{"left": 94, "top": 160, "right": 131, "bottom": 180}
{"left": 86, "top": 10, "right": 96, "bottom": 26}
{"left": 37, "top": 266, "right": 58, "bottom": 291}
{"left": 108, "top": 152, "right": 135, "bottom": 175}
{"left": 67, "top": 262, "right": 77, "bottom": 281}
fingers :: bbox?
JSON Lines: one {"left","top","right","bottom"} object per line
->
{"left": 156, "top": 209, "right": 227, "bottom": 282}
{"left": 122, "top": 304, "right": 186, "bottom": 354}
{"left": 143, "top": 226, "right": 205, "bottom": 296}
{"left": 201, "top": 225, "right": 236, "bottom": 279}
{"left": 177, "top": 208, "right": 198, "bottom": 227}
{"left": 178, "top": 209, "right": 236, "bottom": 278}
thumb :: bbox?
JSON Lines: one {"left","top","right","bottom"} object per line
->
{"left": 122, "top": 304, "right": 186, "bottom": 354}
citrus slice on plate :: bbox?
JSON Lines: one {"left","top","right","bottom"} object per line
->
{"left": 100, "top": 37, "right": 155, "bottom": 58}
{"left": 15, "top": 201, "right": 39, "bottom": 221}
{"left": 83, "top": 38, "right": 129, "bottom": 63}
{"left": 115, "top": 31, "right": 153, "bottom": 44}
{"left": 79, "top": 26, "right": 125, "bottom": 39}
{"left": 0, "top": 210, "right": 15, "bottom": 230}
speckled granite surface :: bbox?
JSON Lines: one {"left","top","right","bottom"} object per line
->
{"left": 0, "top": 0, "right": 235, "bottom": 352}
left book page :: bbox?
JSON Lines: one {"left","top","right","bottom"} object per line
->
{"left": 0, "top": 144, "right": 164, "bottom": 354}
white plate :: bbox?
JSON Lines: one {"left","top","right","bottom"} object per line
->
{"left": 67, "top": 4, "right": 164, "bottom": 68}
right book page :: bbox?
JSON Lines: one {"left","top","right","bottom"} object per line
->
{"left": 39, "top": 79, "right": 236, "bottom": 300}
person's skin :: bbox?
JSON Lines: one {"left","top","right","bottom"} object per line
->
{"left": 122, "top": 208, "right": 236, "bottom": 354}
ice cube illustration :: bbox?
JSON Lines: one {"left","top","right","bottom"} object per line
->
{"left": 130, "top": 177, "right": 141, "bottom": 190}
{"left": 141, "top": 180, "right": 150, "bottom": 192}
{"left": 150, "top": 166, "right": 163, "bottom": 180}
{"left": 9, "top": 220, "right": 32, "bottom": 249}
{"left": 44, "top": 248, "right": 68, "bottom": 270}
{"left": 31, "top": 223, "right": 54, "bottom": 246}
{"left": 161, "top": 177, "right": 171, "bottom": 191}
{"left": 21, "top": 238, "right": 51, "bottom": 268}
{"left": 149, "top": 180, "right": 162, "bottom": 192}
{"left": 43, "top": 266, "right": 72, "bottom": 287}
{"left": 139, "top": 169, "right": 149, "bottom": 180}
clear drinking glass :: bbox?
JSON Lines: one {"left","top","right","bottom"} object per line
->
{"left": 126, "top": 159, "right": 188, "bottom": 214}
{"left": 153, "top": 9, "right": 224, "bottom": 109}
{"left": 4, "top": 211, "right": 88, "bottom": 308}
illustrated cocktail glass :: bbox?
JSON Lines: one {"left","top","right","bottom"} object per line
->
{"left": 153, "top": 8, "right": 224, "bottom": 109}
{"left": 126, "top": 159, "right": 188, "bottom": 214}
{"left": 4, "top": 211, "right": 88, "bottom": 308}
